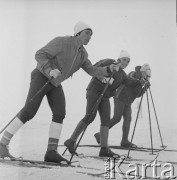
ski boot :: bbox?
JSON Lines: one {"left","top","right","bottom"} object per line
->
{"left": 0, "top": 143, "right": 15, "bottom": 159}
{"left": 64, "top": 139, "right": 77, "bottom": 155}
{"left": 44, "top": 150, "right": 69, "bottom": 164}
{"left": 99, "top": 147, "right": 120, "bottom": 158}
{"left": 120, "top": 140, "right": 137, "bottom": 148}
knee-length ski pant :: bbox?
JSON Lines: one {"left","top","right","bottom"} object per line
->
{"left": 109, "top": 98, "right": 132, "bottom": 129}
{"left": 17, "top": 69, "right": 66, "bottom": 124}
{"left": 81, "top": 88, "right": 111, "bottom": 127}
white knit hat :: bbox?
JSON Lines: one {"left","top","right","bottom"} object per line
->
{"left": 118, "top": 50, "right": 131, "bottom": 59}
{"left": 140, "top": 63, "right": 151, "bottom": 77}
{"left": 74, "top": 21, "right": 92, "bottom": 35}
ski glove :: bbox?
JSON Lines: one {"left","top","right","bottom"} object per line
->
{"left": 140, "top": 78, "right": 151, "bottom": 87}
{"left": 145, "top": 80, "right": 151, "bottom": 88}
{"left": 50, "top": 69, "right": 61, "bottom": 79}
{"left": 102, "top": 77, "right": 114, "bottom": 85}
{"left": 109, "top": 62, "right": 121, "bottom": 72}
{"left": 139, "top": 78, "right": 146, "bottom": 86}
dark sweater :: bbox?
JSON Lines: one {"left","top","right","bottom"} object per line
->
{"left": 114, "top": 67, "right": 146, "bottom": 104}
{"left": 87, "top": 59, "right": 142, "bottom": 98}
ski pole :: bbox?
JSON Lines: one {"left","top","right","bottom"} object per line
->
{"left": 0, "top": 77, "right": 53, "bottom": 135}
{"left": 63, "top": 71, "right": 115, "bottom": 162}
{"left": 126, "top": 80, "right": 150, "bottom": 158}
{"left": 69, "top": 73, "right": 115, "bottom": 162}
{"left": 146, "top": 89, "right": 154, "bottom": 155}
{"left": 148, "top": 87, "right": 165, "bottom": 147}
{"left": 127, "top": 90, "right": 145, "bottom": 158}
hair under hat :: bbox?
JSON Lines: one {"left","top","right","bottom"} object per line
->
{"left": 74, "top": 21, "right": 92, "bottom": 36}
{"left": 118, "top": 50, "right": 131, "bottom": 60}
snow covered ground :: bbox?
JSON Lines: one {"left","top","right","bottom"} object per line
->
{"left": 0, "top": 0, "right": 176, "bottom": 179}
{"left": 0, "top": 108, "right": 177, "bottom": 180}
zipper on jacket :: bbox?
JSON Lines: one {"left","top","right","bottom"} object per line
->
{"left": 64, "top": 47, "right": 81, "bottom": 80}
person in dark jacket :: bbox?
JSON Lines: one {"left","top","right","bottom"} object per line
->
{"left": 94, "top": 64, "right": 151, "bottom": 148}
{"left": 0, "top": 21, "right": 120, "bottom": 163}
{"left": 64, "top": 50, "right": 146, "bottom": 157}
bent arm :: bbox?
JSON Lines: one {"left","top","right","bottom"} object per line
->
{"left": 35, "top": 37, "right": 62, "bottom": 75}
{"left": 123, "top": 74, "right": 142, "bottom": 88}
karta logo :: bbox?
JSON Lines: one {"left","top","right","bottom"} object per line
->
{"left": 104, "top": 158, "right": 176, "bottom": 179}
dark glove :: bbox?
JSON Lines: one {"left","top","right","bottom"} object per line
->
{"left": 144, "top": 81, "right": 151, "bottom": 89}
{"left": 140, "top": 78, "right": 146, "bottom": 86}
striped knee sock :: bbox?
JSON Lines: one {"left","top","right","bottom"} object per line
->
{"left": 47, "top": 122, "right": 62, "bottom": 152}
{"left": 0, "top": 117, "right": 23, "bottom": 145}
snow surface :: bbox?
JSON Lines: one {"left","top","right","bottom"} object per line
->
{"left": 0, "top": 0, "right": 176, "bottom": 179}
{"left": 0, "top": 111, "right": 177, "bottom": 180}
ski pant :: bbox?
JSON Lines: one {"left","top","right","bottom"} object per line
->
{"left": 81, "top": 88, "right": 111, "bottom": 127}
{"left": 17, "top": 69, "right": 66, "bottom": 124}
{"left": 109, "top": 98, "right": 132, "bottom": 129}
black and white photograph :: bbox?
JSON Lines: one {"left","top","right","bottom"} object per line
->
{"left": 0, "top": 0, "right": 176, "bottom": 179}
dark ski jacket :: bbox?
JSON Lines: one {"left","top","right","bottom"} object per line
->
{"left": 114, "top": 66, "right": 148, "bottom": 104}
{"left": 87, "top": 59, "right": 142, "bottom": 98}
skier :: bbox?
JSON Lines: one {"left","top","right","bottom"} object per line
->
{"left": 94, "top": 64, "right": 151, "bottom": 148}
{"left": 0, "top": 21, "right": 121, "bottom": 164}
{"left": 64, "top": 50, "right": 146, "bottom": 157}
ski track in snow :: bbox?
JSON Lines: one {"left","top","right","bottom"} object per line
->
{"left": 0, "top": 114, "right": 177, "bottom": 180}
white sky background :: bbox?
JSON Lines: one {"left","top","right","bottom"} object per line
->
{"left": 0, "top": 0, "right": 176, "bottom": 130}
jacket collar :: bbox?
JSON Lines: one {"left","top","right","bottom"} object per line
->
{"left": 72, "top": 36, "right": 83, "bottom": 49}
